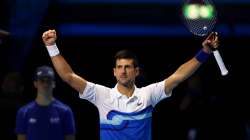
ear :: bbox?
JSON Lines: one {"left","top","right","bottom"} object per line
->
{"left": 52, "top": 81, "right": 56, "bottom": 88}
{"left": 33, "top": 81, "right": 38, "bottom": 88}
{"left": 113, "top": 68, "right": 117, "bottom": 77}
{"left": 135, "top": 67, "right": 140, "bottom": 77}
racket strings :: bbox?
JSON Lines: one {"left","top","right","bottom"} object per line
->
{"left": 185, "top": 18, "right": 216, "bottom": 36}
{"left": 181, "top": 0, "right": 217, "bottom": 36}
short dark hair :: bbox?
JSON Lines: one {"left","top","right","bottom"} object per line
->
{"left": 114, "top": 50, "right": 139, "bottom": 67}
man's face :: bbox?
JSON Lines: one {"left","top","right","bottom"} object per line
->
{"left": 34, "top": 77, "right": 55, "bottom": 92}
{"left": 113, "top": 59, "right": 139, "bottom": 86}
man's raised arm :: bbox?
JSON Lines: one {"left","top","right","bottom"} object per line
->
{"left": 164, "top": 32, "right": 219, "bottom": 95}
{"left": 42, "top": 29, "right": 87, "bottom": 93}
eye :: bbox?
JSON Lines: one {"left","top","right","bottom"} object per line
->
{"left": 116, "top": 65, "right": 122, "bottom": 69}
{"left": 125, "top": 65, "right": 134, "bottom": 69}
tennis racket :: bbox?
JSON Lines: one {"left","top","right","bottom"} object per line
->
{"left": 181, "top": 0, "right": 228, "bottom": 76}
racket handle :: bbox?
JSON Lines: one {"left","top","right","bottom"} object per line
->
{"left": 212, "top": 50, "right": 228, "bottom": 76}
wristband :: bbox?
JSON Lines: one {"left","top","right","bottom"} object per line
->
{"left": 46, "top": 44, "right": 60, "bottom": 57}
{"left": 195, "top": 49, "right": 210, "bottom": 63}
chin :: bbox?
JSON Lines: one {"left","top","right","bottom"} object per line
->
{"left": 119, "top": 80, "right": 133, "bottom": 86}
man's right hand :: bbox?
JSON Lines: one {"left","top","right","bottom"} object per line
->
{"left": 42, "top": 29, "right": 57, "bottom": 46}
{"left": 202, "top": 32, "right": 219, "bottom": 54}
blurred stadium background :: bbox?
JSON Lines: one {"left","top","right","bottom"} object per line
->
{"left": 0, "top": 0, "right": 250, "bottom": 139}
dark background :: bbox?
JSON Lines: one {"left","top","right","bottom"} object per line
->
{"left": 0, "top": 0, "right": 250, "bottom": 140}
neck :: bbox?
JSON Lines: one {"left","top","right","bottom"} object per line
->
{"left": 117, "top": 83, "right": 135, "bottom": 97}
{"left": 36, "top": 91, "right": 54, "bottom": 106}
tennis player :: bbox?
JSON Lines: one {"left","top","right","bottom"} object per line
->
{"left": 42, "top": 29, "right": 218, "bottom": 140}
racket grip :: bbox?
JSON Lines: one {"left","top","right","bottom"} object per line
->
{"left": 212, "top": 50, "right": 228, "bottom": 76}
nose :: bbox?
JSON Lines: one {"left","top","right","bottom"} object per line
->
{"left": 121, "top": 67, "right": 127, "bottom": 73}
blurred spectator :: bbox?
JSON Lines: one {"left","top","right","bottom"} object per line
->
{"left": 0, "top": 72, "right": 25, "bottom": 140}
{"left": 1, "top": 72, "right": 24, "bottom": 98}
{"left": 179, "top": 75, "right": 203, "bottom": 140}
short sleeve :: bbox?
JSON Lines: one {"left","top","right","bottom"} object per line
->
{"left": 147, "top": 80, "right": 172, "bottom": 106}
{"left": 63, "top": 107, "right": 76, "bottom": 135}
{"left": 15, "top": 108, "right": 27, "bottom": 134}
{"left": 79, "top": 82, "right": 96, "bottom": 104}
{"left": 79, "top": 81, "right": 110, "bottom": 105}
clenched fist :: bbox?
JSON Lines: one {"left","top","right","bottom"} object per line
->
{"left": 42, "top": 29, "right": 57, "bottom": 46}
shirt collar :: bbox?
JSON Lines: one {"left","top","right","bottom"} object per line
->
{"left": 113, "top": 84, "right": 138, "bottom": 99}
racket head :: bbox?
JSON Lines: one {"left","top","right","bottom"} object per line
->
{"left": 181, "top": 0, "right": 217, "bottom": 36}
